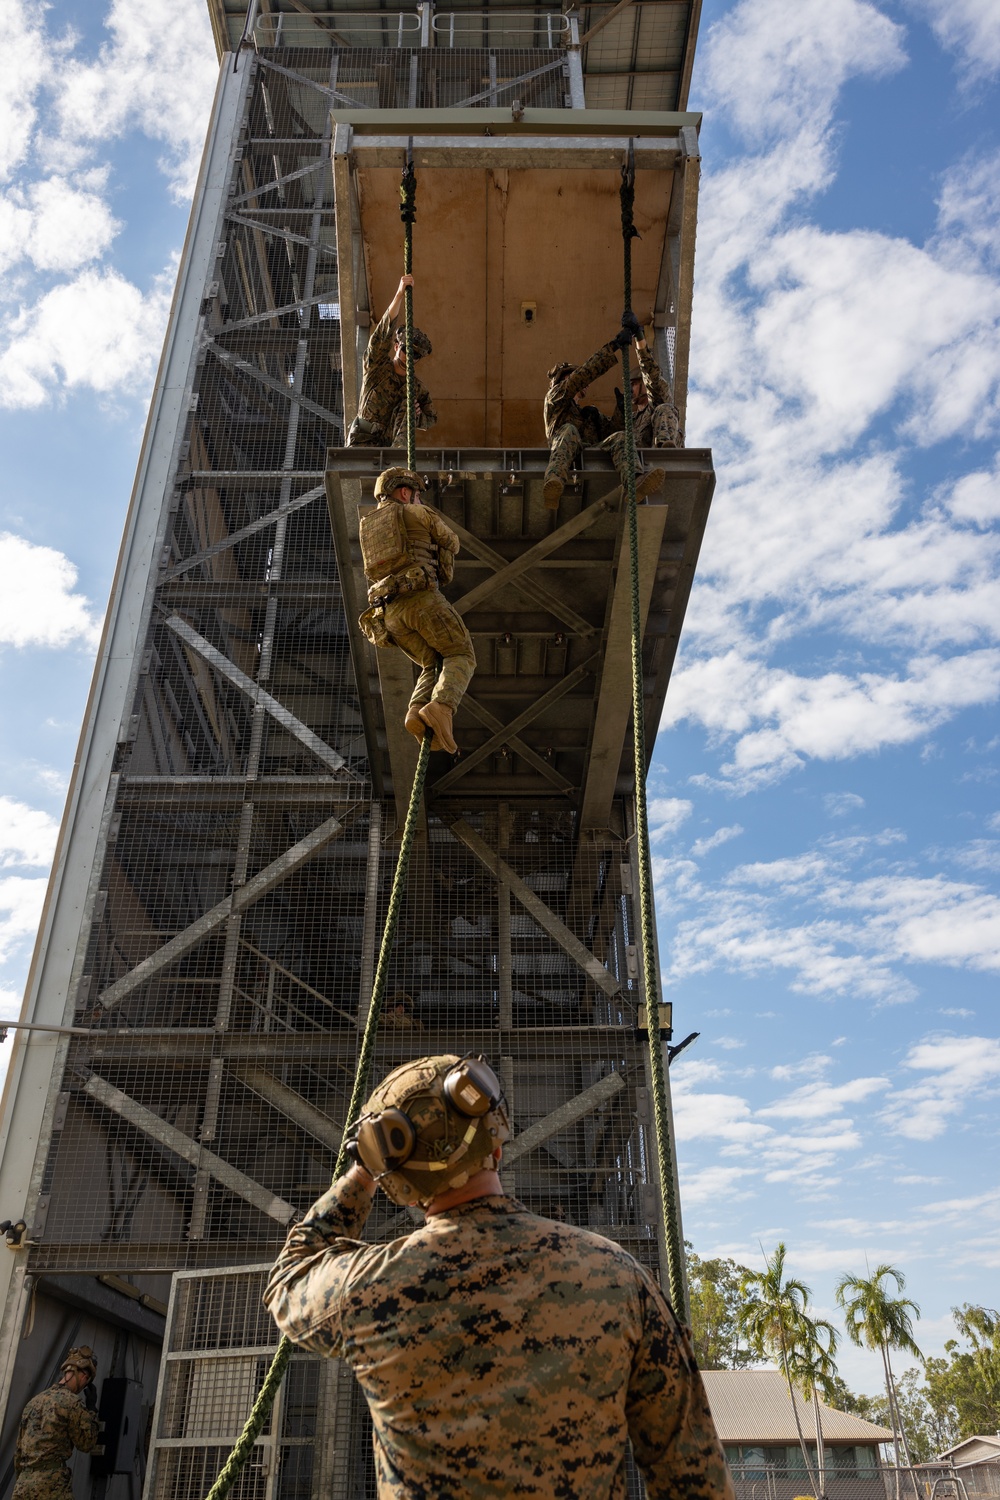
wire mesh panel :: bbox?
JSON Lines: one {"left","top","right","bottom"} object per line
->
{"left": 11, "top": 27, "right": 702, "bottom": 1500}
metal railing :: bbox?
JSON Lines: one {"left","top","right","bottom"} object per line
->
{"left": 253, "top": 8, "right": 569, "bottom": 50}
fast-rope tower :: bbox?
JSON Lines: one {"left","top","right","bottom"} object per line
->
{"left": 0, "top": 4, "right": 712, "bottom": 1498}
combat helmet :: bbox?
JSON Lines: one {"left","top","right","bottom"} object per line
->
{"left": 393, "top": 326, "right": 432, "bottom": 360}
{"left": 351, "top": 1054, "right": 509, "bottom": 1207}
{"left": 374, "top": 467, "right": 425, "bottom": 502}
{"left": 60, "top": 1346, "right": 97, "bottom": 1383}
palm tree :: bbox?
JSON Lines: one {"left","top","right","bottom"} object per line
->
{"left": 739, "top": 1244, "right": 820, "bottom": 1495}
{"left": 836, "top": 1265, "right": 922, "bottom": 1488}
{"left": 789, "top": 1315, "right": 838, "bottom": 1499}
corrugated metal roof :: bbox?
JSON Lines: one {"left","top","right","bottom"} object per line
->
{"left": 702, "top": 1371, "right": 894, "bottom": 1444}
{"left": 938, "top": 1437, "right": 1000, "bottom": 1465}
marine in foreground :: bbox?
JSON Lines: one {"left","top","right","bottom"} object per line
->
{"left": 265, "top": 1053, "right": 734, "bottom": 1500}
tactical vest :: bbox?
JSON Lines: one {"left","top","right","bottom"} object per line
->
{"left": 359, "top": 502, "right": 411, "bottom": 582}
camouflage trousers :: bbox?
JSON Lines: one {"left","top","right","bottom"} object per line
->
{"left": 13, "top": 1469, "right": 74, "bottom": 1500}
{"left": 384, "top": 588, "right": 476, "bottom": 712}
{"left": 635, "top": 401, "right": 683, "bottom": 448}
{"left": 545, "top": 424, "right": 632, "bottom": 489}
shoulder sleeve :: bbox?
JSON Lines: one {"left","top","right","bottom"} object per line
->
{"left": 67, "top": 1401, "right": 101, "bottom": 1454}
{"left": 564, "top": 341, "right": 617, "bottom": 398}
{"left": 368, "top": 308, "right": 395, "bottom": 353}
{"left": 637, "top": 343, "right": 669, "bottom": 406}
{"left": 415, "top": 380, "right": 438, "bottom": 430}
{"left": 425, "top": 506, "right": 460, "bottom": 554}
{"left": 263, "top": 1175, "right": 376, "bottom": 1356}
{"left": 627, "top": 1270, "right": 734, "bottom": 1500}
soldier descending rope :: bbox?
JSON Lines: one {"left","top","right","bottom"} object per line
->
{"left": 358, "top": 467, "right": 475, "bottom": 756}
{"left": 12, "top": 1348, "right": 101, "bottom": 1500}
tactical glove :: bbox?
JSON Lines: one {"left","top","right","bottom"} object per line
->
{"left": 343, "top": 1127, "right": 363, "bottom": 1167}
{"left": 612, "top": 327, "right": 632, "bottom": 351}
{"left": 83, "top": 1383, "right": 98, "bottom": 1413}
{"left": 621, "top": 310, "right": 644, "bottom": 341}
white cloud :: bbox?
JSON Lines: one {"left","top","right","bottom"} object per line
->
{"left": 0, "top": 876, "right": 47, "bottom": 963}
{"left": 0, "top": 0, "right": 52, "bottom": 181}
{"left": 0, "top": 175, "right": 120, "bottom": 275}
{"left": 53, "top": 0, "right": 217, "bottom": 200}
{"left": 945, "top": 456, "right": 1000, "bottom": 527}
{"left": 681, "top": 1164, "right": 756, "bottom": 1206}
{"left": 771, "top": 1054, "right": 831, "bottom": 1082}
{"left": 759, "top": 1076, "right": 889, "bottom": 1120}
{"left": 702, "top": 0, "right": 906, "bottom": 143}
{"left": 0, "top": 798, "right": 59, "bottom": 868}
{"left": 691, "top": 824, "right": 744, "bottom": 858}
{"left": 906, "top": 0, "right": 1000, "bottom": 85}
{"left": 881, "top": 1035, "right": 1000, "bottom": 1139}
{"left": 649, "top": 797, "right": 693, "bottom": 839}
{"left": 824, "top": 792, "right": 865, "bottom": 818}
{"left": 0, "top": 265, "right": 171, "bottom": 409}
{"left": 0, "top": 534, "right": 102, "bottom": 649}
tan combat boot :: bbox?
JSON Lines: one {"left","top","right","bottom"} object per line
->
{"left": 632, "top": 468, "right": 666, "bottom": 501}
{"left": 542, "top": 475, "right": 564, "bottom": 509}
{"left": 418, "top": 701, "right": 458, "bottom": 754}
{"left": 404, "top": 706, "right": 426, "bottom": 743}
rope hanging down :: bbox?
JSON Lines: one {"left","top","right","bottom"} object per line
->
{"left": 618, "top": 148, "right": 689, "bottom": 1326}
{"left": 203, "top": 160, "right": 432, "bottom": 1500}
{"left": 400, "top": 151, "right": 417, "bottom": 469}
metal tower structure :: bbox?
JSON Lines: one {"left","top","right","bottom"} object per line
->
{"left": 0, "top": 5, "right": 712, "bottom": 1498}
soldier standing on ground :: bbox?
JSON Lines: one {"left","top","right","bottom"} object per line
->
{"left": 610, "top": 330, "right": 683, "bottom": 449}
{"left": 346, "top": 274, "right": 437, "bottom": 447}
{"left": 12, "top": 1347, "right": 101, "bottom": 1500}
{"left": 358, "top": 468, "right": 475, "bottom": 755}
{"left": 265, "top": 1052, "right": 734, "bottom": 1500}
{"left": 543, "top": 313, "right": 666, "bottom": 509}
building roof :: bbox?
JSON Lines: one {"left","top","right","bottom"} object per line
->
{"left": 702, "top": 1371, "right": 894, "bottom": 1445}
{"left": 936, "top": 1437, "right": 1000, "bottom": 1466}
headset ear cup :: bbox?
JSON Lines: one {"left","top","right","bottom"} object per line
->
{"left": 355, "top": 1109, "right": 417, "bottom": 1174}
{"left": 443, "top": 1057, "right": 502, "bottom": 1117}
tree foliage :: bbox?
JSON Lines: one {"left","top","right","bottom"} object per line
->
{"left": 923, "top": 1305, "right": 1000, "bottom": 1441}
{"left": 686, "top": 1243, "right": 758, "bottom": 1370}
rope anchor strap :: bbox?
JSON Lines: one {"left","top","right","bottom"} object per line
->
{"left": 617, "top": 158, "right": 687, "bottom": 1325}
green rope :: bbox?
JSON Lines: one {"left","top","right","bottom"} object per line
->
{"left": 400, "top": 154, "right": 417, "bottom": 470}
{"left": 619, "top": 151, "right": 688, "bottom": 1325}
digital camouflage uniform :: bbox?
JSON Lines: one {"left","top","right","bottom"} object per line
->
{"left": 348, "top": 308, "right": 437, "bottom": 447}
{"left": 367, "top": 500, "right": 476, "bottom": 713}
{"left": 543, "top": 341, "right": 635, "bottom": 491}
{"left": 265, "top": 1174, "right": 732, "bottom": 1500}
{"left": 12, "top": 1386, "right": 100, "bottom": 1500}
{"left": 608, "top": 342, "right": 683, "bottom": 448}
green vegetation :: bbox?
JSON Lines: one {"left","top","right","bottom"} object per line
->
{"left": 686, "top": 1244, "right": 998, "bottom": 1465}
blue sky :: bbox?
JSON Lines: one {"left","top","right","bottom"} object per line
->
{"left": 0, "top": 0, "right": 997, "bottom": 1399}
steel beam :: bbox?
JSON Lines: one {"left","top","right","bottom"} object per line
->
{"left": 580, "top": 504, "right": 669, "bottom": 830}
{"left": 83, "top": 1073, "right": 296, "bottom": 1225}
{"left": 232, "top": 1065, "right": 342, "bottom": 1151}
{"left": 447, "top": 818, "right": 621, "bottom": 999}
{"left": 447, "top": 518, "right": 597, "bottom": 638}
{"left": 434, "top": 655, "right": 598, "bottom": 795}
{"left": 453, "top": 499, "right": 612, "bottom": 616}
{"left": 167, "top": 485, "right": 323, "bottom": 578}
{"left": 505, "top": 1070, "right": 626, "bottom": 1164}
{"left": 166, "top": 615, "right": 349, "bottom": 774}
{"left": 97, "top": 811, "right": 349, "bottom": 1010}
{"left": 459, "top": 695, "right": 573, "bottom": 794}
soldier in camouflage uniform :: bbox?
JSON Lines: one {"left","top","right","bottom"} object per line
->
{"left": 608, "top": 332, "right": 683, "bottom": 449}
{"left": 359, "top": 467, "right": 475, "bottom": 755}
{"left": 265, "top": 1054, "right": 733, "bottom": 1500}
{"left": 543, "top": 314, "right": 666, "bottom": 510}
{"left": 347, "top": 274, "right": 437, "bottom": 447}
{"left": 13, "top": 1347, "right": 101, "bottom": 1500}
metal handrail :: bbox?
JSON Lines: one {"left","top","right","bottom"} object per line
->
{"left": 254, "top": 10, "right": 422, "bottom": 49}
{"left": 432, "top": 10, "right": 569, "bottom": 47}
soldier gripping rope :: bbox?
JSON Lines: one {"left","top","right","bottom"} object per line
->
{"left": 358, "top": 467, "right": 475, "bottom": 755}
{"left": 610, "top": 331, "right": 684, "bottom": 449}
{"left": 543, "top": 312, "right": 667, "bottom": 510}
{"left": 12, "top": 1347, "right": 101, "bottom": 1500}
{"left": 265, "top": 1053, "right": 734, "bottom": 1500}
{"left": 346, "top": 274, "right": 437, "bottom": 448}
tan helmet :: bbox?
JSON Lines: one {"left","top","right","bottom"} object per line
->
{"left": 393, "top": 326, "right": 432, "bottom": 360}
{"left": 374, "top": 467, "right": 425, "bottom": 503}
{"left": 353, "top": 1054, "right": 509, "bottom": 1207}
{"left": 60, "top": 1346, "right": 97, "bottom": 1384}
